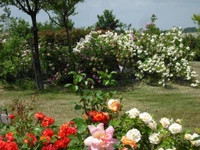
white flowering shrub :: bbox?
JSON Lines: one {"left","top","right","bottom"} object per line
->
{"left": 73, "top": 26, "right": 199, "bottom": 87}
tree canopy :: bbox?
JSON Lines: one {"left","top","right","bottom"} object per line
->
{"left": 192, "top": 13, "right": 200, "bottom": 32}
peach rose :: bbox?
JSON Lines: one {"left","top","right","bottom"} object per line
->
{"left": 107, "top": 99, "right": 121, "bottom": 112}
{"left": 121, "top": 136, "right": 137, "bottom": 149}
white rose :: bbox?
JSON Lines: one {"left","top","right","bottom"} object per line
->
{"left": 190, "top": 133, "right": 200, "bottom": 147}
{"left": 158, "top": 148, "right": 164, "bottom": 150}
{"left": 169, "top": 123, "right": 182, "bottom": 134}
{"left": 184, "top": 133, "right": 192, "bottom": 140}
{"left": 160, "top": 117, "right": 170, "bottom": 128}
{"left": 139, "top": 112, "right": 153, "bottom": 124}
{"left": 190, "top": 133, "right": 199, "bottom": 140}
{"left": 126, "top": 108, "right": 140, "bottom": 118}
{"left": 148, "top": 120, "right": 157, "bottom": 130}
{"left": 126, "top": 128, "right": 141, "bottom": 142}
{"left": 149, "top": 132, "right": 161, "bottom": 144}
{"left": 191, "top": 139, "right": 200, "bottom": 147}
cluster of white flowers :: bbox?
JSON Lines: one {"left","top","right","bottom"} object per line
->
{"left": 124, "top": 107, "right": 200, "bottom": 149}
{"left": 73, "top": 27, "right": 199, "bottom": 87}
{"left": 184, "top": 133, "right": 200, "bottom": 147}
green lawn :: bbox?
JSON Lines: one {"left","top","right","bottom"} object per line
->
{"left": 0, "top": 61, "right": 200, "bottom": 131}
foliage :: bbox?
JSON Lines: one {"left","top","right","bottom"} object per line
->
{"left": 38, "top": 21, "right": 62, "bottom": 31}
{"left": 38, "top": 28, "right": 91, "bottom": 85}
{"left": 192, "top": 13, "right": 200, "bottom": 32}
{"left": 95, "top": 9, "right": 125, "bottom": 31}
{"left": 183, "top": 34, "right": 200, "bottom": 61}
{"left": 0, "top": 18, "right": 33, "bottom": 85}
{"left": 183, "top": 27, "right": 198, "bottom": 33}
{"left": 0, "top": 34, "right": 32, "bottom": 83}
{"left": 45, "top": 0, "right": 84, "bottom": 53}
{"left": 73, "top": 26, "right": 199, "bottom": 87}
{"left": 0, "top": 0, "right": 54, "bottom": 89}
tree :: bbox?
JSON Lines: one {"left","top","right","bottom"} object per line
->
{"left": 183, "top": 27, "right": 198, "bottom": 33}
{"left": 95, "top": 9, "right": 122, "bottom": 31}
{"left": 192, "top": 13, "right": 200, "bottom": 32}
{"left": 0, "top": 0, "right": 48, "bottom": 89}
{"left": 45, "top": 0, "right": 84, "bottom": 53}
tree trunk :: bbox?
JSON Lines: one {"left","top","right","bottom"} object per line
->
{"left": 31, "top": 14, "right": 43, "bottom": 90}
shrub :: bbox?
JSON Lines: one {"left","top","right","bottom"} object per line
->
{"left": 73, "top": 26, "right": 199, "bottom": 87}
{"left": 183, "top": 34, "right": 200, "bottom": 61}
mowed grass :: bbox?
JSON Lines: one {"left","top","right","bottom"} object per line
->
{"left": 0, "top": 61, "right": 200, "bottom": 130}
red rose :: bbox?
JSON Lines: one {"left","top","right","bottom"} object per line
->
{"left": 0, "top": 140, "right": 6, "bottom": 149}
{"left": 5, "top": 132, "right": 14, "bottom": 142}
{"left": 42, "top": 129, "right": 54, "bottom": 137}
{"left": 4, "top": 142, "right": 18, "bottom": 150}
{"left": 42, "top": 144, "right": 57, "bottom": 150}
{"left": 41, "top": 116, "right": 54, "bottom": 127}
{"left": 54, "top": 137, "right": 70, "bottom": 149}
{"left": 34, "top": 112, "right": 45, "bottom": 120}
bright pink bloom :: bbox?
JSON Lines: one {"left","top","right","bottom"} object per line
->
{"left": 84, "top": 123, "right": 117, "bottom": 150}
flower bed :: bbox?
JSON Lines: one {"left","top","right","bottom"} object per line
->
{"left": 0, "top": 72, "right": 200, "bottom": 150}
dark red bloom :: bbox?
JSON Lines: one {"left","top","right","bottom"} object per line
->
{"left": 24, "top": 133, "right": 37, "bottom": 147}
{"left": 34, "top": 112, "right": 45, "bottom": 120}
{"left": 9, "top": 114, "right": 15, "bottom": 120}
{"left": 5, "top": 132, "right": 14, "bottom": 142}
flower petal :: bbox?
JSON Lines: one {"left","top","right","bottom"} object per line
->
{"left": 96, "top": 123, "right": 104, "bottom": 131}
{"left": 105, "top": 126, "right": 114, "bottom": 136}
{"left": 84, "top": 136, "right": 98, "bottom": 146}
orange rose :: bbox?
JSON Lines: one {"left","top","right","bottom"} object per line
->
{"left": 121, "top": 136, "right": 137, "bottom": 149}
{"left": 107, "top": 99, "right": 121, "bottom": 112}
{"left": 24, "top": 133, "right": 37, "bottom": 147}
{"left": 87, "top": 110, "right": 109, "bottom": 124}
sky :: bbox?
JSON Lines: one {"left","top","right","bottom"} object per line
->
{"left": 1, "top": 0, "right": 200, "bottom": 30}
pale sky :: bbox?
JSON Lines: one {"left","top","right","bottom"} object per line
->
{"left": 1, "top": 0, "right": 200, "bottom": 30}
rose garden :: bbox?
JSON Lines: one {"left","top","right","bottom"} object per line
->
{"left": 0, "top": 5, "right": 200, "bottom": 150}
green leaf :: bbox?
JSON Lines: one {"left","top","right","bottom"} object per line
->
{"left": 68, "top": 71, "right": 76, "bottom": 75}
{"left": 109, "top": 119, "right": 121, "bottom": 127}
{"left": 74, "top": 104, "right": 82, "bottom": 110}
{"left": 71, "top": 85, "right": 79, "bottom": 92}
{"left": 73, "top": 118, "right": 87, "bottom": 134}
{"left": 64, "top": 83, "right": 72, "bottom": 88}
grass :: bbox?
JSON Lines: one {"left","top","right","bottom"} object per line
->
{"left": 0, "top": 61, "right": 200, "bottom": 131}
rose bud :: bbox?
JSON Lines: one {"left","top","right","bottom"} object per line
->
{"left": 9, "top": 114, "right": 15, "bottom": 120}
{"left": 107, "top": 99, "right": 121, "bottom": 112}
